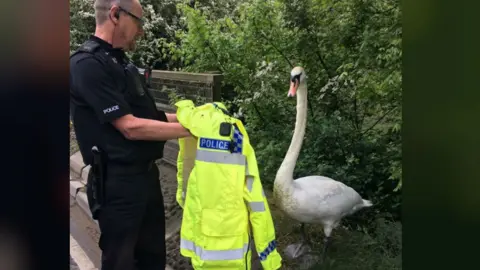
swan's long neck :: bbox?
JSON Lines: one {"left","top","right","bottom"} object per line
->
{"left": 275, "top": 82, "right": 308, "bottom": 193}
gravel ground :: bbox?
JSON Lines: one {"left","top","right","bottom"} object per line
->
{"left": 70, "top": 127, "right": 79, "bottom": 156}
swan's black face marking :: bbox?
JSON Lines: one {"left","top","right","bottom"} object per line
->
{"left": 291, "top": 73, "right": 301, "bottom": 83}
{"left": 291, "top": 73, "right": 302, "bottom": 87}
{"left": 289, "top": 67, "right": 305, "bottom": 97}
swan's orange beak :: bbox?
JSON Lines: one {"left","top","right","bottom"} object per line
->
{"left": 288, "top": 81, "right": 297, "bottom": 97}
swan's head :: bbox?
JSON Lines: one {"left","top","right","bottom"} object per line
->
{"left": 288, "top": 66, "right": 306, "bottom": 97}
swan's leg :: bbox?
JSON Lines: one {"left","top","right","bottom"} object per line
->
{"left": 300, "top": 223, "right": 310, "bottom": 246}
{"left": 321, "top": 225, "right": 333, "bottom": 262}
{"left": 321, "top": 236, "right": 330, "bottom": 262}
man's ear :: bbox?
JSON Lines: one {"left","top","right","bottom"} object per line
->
{"left": 109, "top": 6, "right": 120, "bottom": 24}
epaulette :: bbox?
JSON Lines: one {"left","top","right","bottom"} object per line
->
{"left": 70, "top": 40, "right": 108, "bottom": 64}
{"left": 71, "top": 40, "right": 101, "bottom": 57}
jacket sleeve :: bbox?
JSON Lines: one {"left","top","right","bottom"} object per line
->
{"left": 176, "top": 136, "right": 198, "bottom": 208}
{"left": 174, "top": 100, "right": 197, "bottom": 208}
{"left": 176, "top": 137, "right": 186, "bottom": 208}
{"left": 243, "top": 142, "right": 282, "bottom": 270}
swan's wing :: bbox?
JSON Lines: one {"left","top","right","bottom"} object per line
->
{"left": 292, "top": 176, "right": 364, "bottom": 218}
{"left": 292, "top": 175, "right": 350, "bottom": 194}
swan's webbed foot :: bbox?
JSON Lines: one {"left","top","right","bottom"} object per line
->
{"left": 284, "top": 242, "right": 310, "bottom": 260}
{"left": 285, "top": 223, "right": 329, "bottom": 262}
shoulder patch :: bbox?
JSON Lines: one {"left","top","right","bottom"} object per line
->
{"left": 78, "top": 40, "right": 101, "bottom": 53}
{"left": 71, "top": 52, "right": 108, "bottom": 67}
{"left": 70, "top": 40, "right": 99, "bottom": 59}
{"left": 70, "top": 40, "right": 109, "bottom": 66}
{"left": 199, "top": 138, "right": 230, "bottom": 151}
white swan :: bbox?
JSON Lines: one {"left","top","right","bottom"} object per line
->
{"left": 273, "top": 66, "right": 373, "bottom": 260}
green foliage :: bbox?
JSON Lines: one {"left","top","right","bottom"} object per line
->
{"left": 69, "top": 0, "right": 402, "bottom": 221}
{"left": 70, "top": 0, "right": 95, "bottom": 54}
{"left": 69, "top": 0, "right": 187, "bottom": 68}
{"left": 70, "top": 0, "right": 402, "bottom": 267}
{"left": 128, "top": 0, "right": 189, "bottom": 68}
{"left": 129, "top": 0, "right": 180, "bottom": 68}
{"left": 70, "top": 0, "right": 245, "bottom": 67}
{"left": 174, "top": 0, "right": 402, "bottom": 220}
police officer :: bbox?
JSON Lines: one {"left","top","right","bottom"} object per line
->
{"left": 69, "top": 0, "right": 191, "bottom": 269}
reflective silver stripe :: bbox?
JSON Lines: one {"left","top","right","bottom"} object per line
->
{"left": 249, "top": 201, "right": 266, "bottom": 212}
{"left": 196, "top": 149, "right": 246, "bottom": 166}
{"left": 245, "top": 161, "right": 266, "bottom": 197}
{"left": 246, "top": 178, "right": 266, "bottom": 197}
{"left": 246, "top": 176, "right": 254, "bottom": 192}
{"left": 181, "top": 238, "right": 248, "bottom": 261}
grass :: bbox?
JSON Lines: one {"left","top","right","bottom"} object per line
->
{"left": 265, "top": 191, "right": 402, "bottom": 270}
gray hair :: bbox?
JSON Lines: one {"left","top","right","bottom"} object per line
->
{"left": 94, "top": 0, "right": 134, "bottom": 25}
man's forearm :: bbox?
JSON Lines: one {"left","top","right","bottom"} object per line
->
{"left": 116, "top": 116, "right": 191, "bottom": 141}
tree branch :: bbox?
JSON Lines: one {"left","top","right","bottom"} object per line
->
{"left": 307, "top": 93, "right": 315, "bottom": 119}
{"left": 255, "top": 19, "right": 316, "bottom": 118}
{"left": 252, "top": 102, "right": 267, "bottom": 123}
{"left": 251, "top": 17, "right": 294, "bottom": 68}
{"left": 202, "top": 39, "right": 267, "bottom": 124}
{"left": 314, "top": 50, "right": 334, "bottom": 79}
{"left": 334, "top": 126, "right": 348, "bottom": 163}
{"left": 361, "top": 106, "right": 397, "bottom": 136}
{"left": 258, "top": 30, "right": 294, "bottom": 68}
{"left": 373, "top": 6, "right": 397, "bottom": 16}
{"left": 304, "top": 25, "right": 334, "bottom": 79}
{"left": 353, "top": 92, "right": 360, "bottom": 131}
{"left": 204, "top": 41, "right": 227, "bottom": 74}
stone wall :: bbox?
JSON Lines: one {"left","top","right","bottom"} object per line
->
{"left": 149, "top": 70, "right": 223, "bottom": 167}
{"left": 150, "top": 70, "right": 223, "bottom": 111}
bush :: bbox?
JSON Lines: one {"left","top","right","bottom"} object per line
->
{"left": 173, "top": 0, "right": 402, "bottom": 221}
{"left": 69, "top": 0, "right": 402, "bottom": 223}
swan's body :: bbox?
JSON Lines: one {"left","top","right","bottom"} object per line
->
{"left": 283, "top": 175, "right": 371, "bottom": 224}
{"left": 274, "top": 67, "right": 372, "bottom": 260}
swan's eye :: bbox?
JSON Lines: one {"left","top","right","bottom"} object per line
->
{"left": 290, "top": 73, "right": 301, "bottom": 83}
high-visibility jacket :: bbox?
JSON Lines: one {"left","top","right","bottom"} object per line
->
{"left": 175, "top": 100, "right": 282, "bottom": 270}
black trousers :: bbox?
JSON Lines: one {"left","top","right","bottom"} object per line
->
{"left": 88, "top": 163, "right": 166, "bottom": 270}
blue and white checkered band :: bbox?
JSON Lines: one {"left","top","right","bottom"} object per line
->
{"left": 232, "top": 125, "right": 243, "bottom": 154}
{"left": 259, "top": 240, "right": 277, "bottom": 261}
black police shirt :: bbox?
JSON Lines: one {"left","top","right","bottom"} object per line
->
{"left": 70, "top": 35, "right": 167, "bottom": 165}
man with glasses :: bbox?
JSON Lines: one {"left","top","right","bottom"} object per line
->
{"left": 70, "top": 0, "right": 192, "bottom": 269}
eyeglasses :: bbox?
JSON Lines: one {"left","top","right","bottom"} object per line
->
{"left": 118, "top": 6, "right": 144, "bottom": 27}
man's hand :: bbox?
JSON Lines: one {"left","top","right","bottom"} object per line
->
{"left": 164, "top": 113, "right": 196, "bottom": 138}
{"left": 166, "top": 113, "right": 178, "bottom": 123}
{"left": 188, "top": 129, "right": 196, "bottom": 139}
